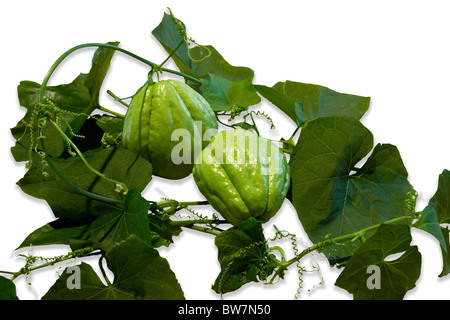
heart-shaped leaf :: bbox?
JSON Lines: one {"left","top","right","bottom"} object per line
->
{"left": 290, "top": 116, "right": 414, "bottom": 261}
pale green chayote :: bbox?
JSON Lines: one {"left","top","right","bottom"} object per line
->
{"left": 193, "top": 129, "right": 290, "bottom": 225}
{"left": 122, "top": 79, "right": 218, "bottom": 180}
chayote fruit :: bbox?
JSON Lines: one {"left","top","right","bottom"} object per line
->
{"left": 122, "top": 79, "right": 218, "bottom": 179}
{"left": 193, "top": 129, "right": 290, "bottom": 225}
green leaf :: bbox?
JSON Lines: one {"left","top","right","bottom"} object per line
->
{"left": 335, "top": 224, "right": 421, "bottom": 300}
{"left": 11, "top": 42, "right": 119, "bottom": 158}
{"left": 42, "top": 235, "right": 185, "bottom": 300}
{"left": 19, "top": 189, "right": 153, "bottom": 252}
{"left": 255, "top": 84, "right": 300, "bottom": 125}
{"left": 152, "top": 12, "right": 258, "bottom": 111}
{"left": 290, "top": 116, "right": 414, "bottom": 261}
{"left": 17, "top": 146, "right": 152, "bottom": 221}
{"left": 200, "top": 73, "right": 261, "bottom": 111}
{"left": 152, "top": 13, "right": 254, "bottom": 81}
{"left": 151, "top": 12, "right": 194, "bottom": 78}
{"left": 147, "top": 214, "right": 182, "bottom": 248}
{"left": 439, "top": 226, "right": 450, "bottom": 277}
{"left": 256, "top": 81, "right": 370, "bottom": 126}
{"left": 212, "top": 218, "right": 274, "bottom": 295}
{"left": 416, "top": 169, "right": 450, "bottom": 226}
{"left": 189, "top": 45, "right": 254, "bottom": 82}
{"left": 414, "top": 169, "right": 450, "bottom": 276}
{"left": 0, "top": 276, "right": 18, "bottom": 300}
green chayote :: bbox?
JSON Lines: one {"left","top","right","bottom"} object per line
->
{"left": 122, "top": 79, "right": 218, "bottom": 179}
{"left": 193, "top": 129, "right": 290, "bottom": 225}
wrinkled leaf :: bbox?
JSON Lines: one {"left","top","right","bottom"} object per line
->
{"left": 290, "top": 116, "right": 414, "bottom": 261}
{"left": 212, "top": 218, "right": 274, "bottom": 295}
{"left": 335, "top": 224, "right": 421, "bottom": 300}
{"left": 42, "top": 235, "right": 185, "bottom": 300}
{"left": 256, "top": 81, "right": 370, "bottom": 126}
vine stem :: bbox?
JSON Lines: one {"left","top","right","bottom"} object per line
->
{"left": 38, "top": 136, "right": 123, "bottom": 206}
{"left": 158, "top": 39, "right": 185, "bottom": 70}
{"left": 280, "top": 214, "right": 416, "bottom": 269}
{"left": 39, "top": 42, "right": 200, "bottom": 103}
{"left": 48, "top": 119, "right": 128, "bottom": 195}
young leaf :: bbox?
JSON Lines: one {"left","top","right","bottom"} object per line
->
{"left": 335, "top": 224, "right": 421, "bottom": 300}
{"left": 18, "top": 189, "right": 153, "bottom": 253}
{"left": 42, "top": 235, "right": 185, "bottom": 300}
{"left": 16, "top": 146, "right": 152, "bottom": 221}
{"left": 11, "top": 42, "right": 119, "bottom": 158}
{"left": 255, "top": 81, "right": 370, "bottom": 126}
{"left": 0, "top": 276, "right": 18, "bottom": 300}
{"left": 212, "top": 218, "right": 274, "bottom": 295}
{"left": 290, "top": 116, "right": 414, "bottom": 261}
{"left": 414, "top": 169, "right": 450, "bottom": 276}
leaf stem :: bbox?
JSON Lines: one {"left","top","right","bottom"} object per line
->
{"left": 97, "top": 106, "right": 125, "bottom": 118}
{"left": 281, "top": 215, "right": 415, "bottom": 269}
{"left": 185, "top": 225, "right": 223, "bottom": 236}
{"left": 107, "top": 90, "right": 130, "bottom": 108}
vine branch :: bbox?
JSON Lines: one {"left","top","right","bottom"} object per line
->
{"left": 280, "top": 214, "right": 417, "bottom": 270}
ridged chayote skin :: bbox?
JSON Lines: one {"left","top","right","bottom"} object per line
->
{"left": 122, "top": 79, "right": 218, "bottom": 180}
{"left": 193, "top": 129, "right": 290, "bottom": 225}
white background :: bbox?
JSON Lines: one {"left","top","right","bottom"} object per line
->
{"left": 1, "top": 0, "right": 450, "bottom": 300}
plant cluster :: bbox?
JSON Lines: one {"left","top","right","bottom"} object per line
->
{"left": 1, "top": 9, "right": 449, "bottom": 300}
